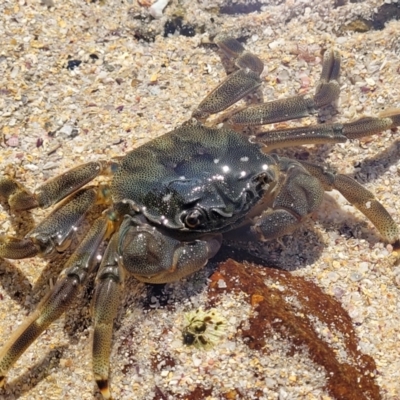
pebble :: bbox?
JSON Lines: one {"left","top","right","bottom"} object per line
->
{"left": 6, "top": 136, "right": 19, "bottom": 147}
{"left": 22, "top": 165, "right": 38, "bottom": 174}
{"left": 66, "top": 59, "right": 82, "bottom": 70}
{"left": 42, "top": 161, "right": 59, "bottom": 170}
{"left": 59, "top": 124, "right": 74, "bottom": 136}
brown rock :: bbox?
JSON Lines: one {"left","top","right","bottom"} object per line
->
{"left": 207, "top": 259, "right": 381, "bottom": 400}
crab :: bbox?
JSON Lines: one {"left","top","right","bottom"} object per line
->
{"left": 0, "top": 36, "right": 399, "bottom": 399}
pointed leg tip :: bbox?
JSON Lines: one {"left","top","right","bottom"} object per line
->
{"left": 320, "top": 48, "right": 341, "bottom": 82}
{"left": 391, "top": 239, "right": 400, "bottom": 252}
{"left": 97, "top": 379, "right": 111, "bottom": 399}
{"left": 191, "top": 108, "right": 209, "bottom": 121}
{"left": 0, "top": 376, "right": 6, "bottom": 388}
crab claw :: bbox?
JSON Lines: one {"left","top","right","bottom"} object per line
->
{"left": 118, "top": 216, "right": 222, "bottom": 284}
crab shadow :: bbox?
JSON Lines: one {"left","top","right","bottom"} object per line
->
{"left": 352, "top": 137, "right": 400, "bottom": 180}
{"left": 0, "top": 345, "right": 67, "bottom": 400}
{"left": 276, "top": 135, "right": 400, "bottom": 186}
{"left": 0, "top": 250, "right": 75, "bottom": 310}
{"left": 0, "top": 259, "right": 33, "bottom": 306}
{"left": 0, "top": 199, "right": 36, "bottom": 237}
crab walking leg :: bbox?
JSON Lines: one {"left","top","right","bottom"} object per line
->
{"left": 92, "top": 234, "right": 124, "bottom": 400}
{"left": 192, "top": 37, "right": 263, "bottom": 120}
{"left": 0, "top": 215, "right": 113, "bottom": 387}
{"left": 0, "top": 184, "right": 113, "bottom": 260}
{"left": 256, "top": 111, "right": 400, "bottom": 150}
{"left": 256, "top": 123, "right": 348, "bottom": 150}
{"left": 0, "top": 160, "right": 114, "bottom": 211}
{"left": 214, "top": 36, "right": 265, "bottom": 75}
{"left": 227, "top": 49, "right": 340, "bottom": 127}
{"left": 313, "top": 48, "right": 341, "bottom": 108}
{"left": 300, "top": 161, "right": 399, "bottom": 244}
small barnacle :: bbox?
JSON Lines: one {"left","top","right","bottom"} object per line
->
{"left": 182, "top": 308, "right": 227, "bottom": 350}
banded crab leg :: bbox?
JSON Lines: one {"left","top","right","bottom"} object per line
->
{"left": 300, "top": 160, "right": 400, "bottom": 245}
{"left": 0, "top": 161, "right": 115, "bottom": 260}
{"left": 192, "top": 37, "right": 340, "bottom": 125}
{"left": 192, "top": 37, "right": 264, "bottom": 120}
{"left": 255, "top": 109, "right": 400, "bottom": 150}
{"left": 92, "top": 233, "right": 124, "bottom": 400}
{"left": 228, "top": 48, "right": 340, "bottom": 127}
{"left": 0, "top": 213, "right": 115, "bottom": 389}
{"left": 92, "top": 214, "right": 223, "bottom": 399}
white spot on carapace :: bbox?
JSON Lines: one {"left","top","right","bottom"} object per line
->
{"left": 240, "top": 156, "right": 249, "bottom": 162}
{"left": 162, "top": 193, "right": 172, "bottom": 202}
{"left": 191, "top": 185, "right": 203, "bottom": 193}
{"left": 96, "top": 254, "right": 102, "bottom": 261}
{"left": 262, "top": 164, "right": 269, "bottom": 171}
{"left": 214, "top": 159, "right": 220, "bottom": 164}
{"left": 222, "top": 165, "right": 230, "bottom": 173}
{"left": 240, "top": 171, "right": 246, "bottom": 177}
{"left": 365, "top": 201, "right": 371, "bottom": 209}
{"left": 210, "top": 174, "right": 224, "bottom": 181}
{"left": 179, "top": 176, "right": 186, "bottom": 180}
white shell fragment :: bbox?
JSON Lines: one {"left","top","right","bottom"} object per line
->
{"left": 149, "top": 0, "right": 170, "bottom": 19}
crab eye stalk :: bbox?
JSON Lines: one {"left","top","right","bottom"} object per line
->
{"left": 182, "top": 209, "right": 204, "bottom": 229}
{"left": 258, "top": 172, "right": 272, "bottom": 184}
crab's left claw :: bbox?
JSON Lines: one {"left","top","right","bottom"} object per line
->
{"left": 117, "top": 216, "right": 222, "bottom": 284}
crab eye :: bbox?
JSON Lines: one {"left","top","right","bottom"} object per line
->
{"left": 254, "top": 172, "right": 273, "bottom": 190}
{"left": 259, "top": 172, "right": 272, "bottom": 184}
{"left": 183, "top": 209, "right": 204, "bottom": 228}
